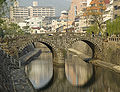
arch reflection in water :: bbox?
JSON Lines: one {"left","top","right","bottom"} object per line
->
{"left": 25, "top": 52, "right": 53, "bottom": 89}
{"left": 65, "top": 55, "right": 93, "bottom": 86}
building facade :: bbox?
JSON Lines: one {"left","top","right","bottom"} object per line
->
{"left": 113, "top": 0, "right": 120, "bottom": 18}
{"left": 68, "top": 0, "right": 87, "bottom": 25}
{"left": 25, "top": 17, "right": 47, "bottom": 34}
{"left": 59, "top": 10, "right": 68, "bottom": 20}
{"left": 103, "top": 0, "right": 114, "bottom": 22}
{"left": 10, "top": 1, "right": 55, "bottom": 22}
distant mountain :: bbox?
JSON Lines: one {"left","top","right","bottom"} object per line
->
{"left": 17, "top": 0, "right": 71, "bottom": 16}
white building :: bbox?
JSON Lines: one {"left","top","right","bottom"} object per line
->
{"left": 74, "top": 11, "right": 89, "bottom": 33}
{"left": 87, "top": 0, "right": 92, "bottom": 7}
{"left": 59, "top": 10, "right": 68, "bottom": 20}
{"left": 33, "top": 1, "right": 38, "bottom": 6}
{"left": 25, "top": 17, "right": 43, "bottom": 28}
{"left": 103, "top": 2, "right": 114, "bottom": 22}
{"left": 18, "top": 22, "right": 27, "bottom": 29}
{"left": 51, "top": 19, "right": 68, "bottom": 32}
{"left": 10, "top": 1, "right": 55, "bottom": 22}
{"left": 25, "top": 17, "right": 46, "bottom": 34}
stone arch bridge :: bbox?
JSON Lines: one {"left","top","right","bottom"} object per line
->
{"left": 0, "top": 33, "right": 104, "bottom": 92}
{"left": 18, "top": 33, "right": 103, "bottom": 64}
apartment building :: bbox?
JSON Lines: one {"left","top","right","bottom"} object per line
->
{"left": 68, "top": 0, "right": 87, "bottom": 25}
{"left": 113, "top": 0, "right": 120, "bottom": 18}
{"left": 103, "top": 0, "right": 114, "bottom": 22}
{"left": 59, "top": 10, "right": 68, "bottom": 20}
{"left": 10, "top": 1, "right": 55, "bottom": 22}
{"left": 86, "top": 0, "right": 120, "bottom": 21}
{"left": 86, "top": 0, "right": 106, "bottom": 16}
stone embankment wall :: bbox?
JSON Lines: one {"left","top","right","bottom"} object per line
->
{"left": 70, "top": 41, "right": 120, "bottom": 66}
{"left": 19, "top": 48, "right": 41, "bottom": 66}
{"left": 18, "top": 43, "right": 35, "bottom": 58}
{"left": 102, "top": 42, "right": 120, "bottom": 65}
{"left": 0, "top": 43, "right": 39, "bottom": 92}
{"left": 0, "top": 47, "right": 18, "bottom": 92}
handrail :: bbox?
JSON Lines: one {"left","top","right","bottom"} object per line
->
{"left": 107, "top": 37, "right": 120, "bottom": 42}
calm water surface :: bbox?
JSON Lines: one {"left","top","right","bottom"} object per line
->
{"left": 25, "top": 47, "right": 120, "bottom": 92}
{"left": 25, "top": 51, "right": 53, "bottom": 89}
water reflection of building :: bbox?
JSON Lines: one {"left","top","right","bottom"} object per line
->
{"left": 26, "top": 58, "right": 120, "bottom": 92}
{"left": 25, "top": 50, "right": 53, "bottom": 89}
{"left": 65, "top": 58, "right": 93, "bottom": 86}
{"left": 25, "top": 42, "right": 120, "bottom": 92}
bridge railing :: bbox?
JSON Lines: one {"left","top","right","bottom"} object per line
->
{"left": 107, "top": 36, "right": 120, "bottom": 42}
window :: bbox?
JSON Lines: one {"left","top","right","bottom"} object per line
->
{"left": 114, "top": 14, "right": 118, "bottom": 19}
{"left": 82, "top": 8, "right": 86, "bottom": 11}
{"left": 100, "top": 9, "right": 104, "bottom": 13}
{"left": 74, "top": 5, "right": 77, "bottom": 16}
{"left": 37, "top": 22, "right": 41, "bottom": 24}
{"left": 33, "top": 10, "right": 37, "bottom": 11}
{"left": 91, "top": 9, "right": 97, "bottom": 12}
{"left": 114, "top": 6, "right": 118, "bottom": 10}
{"left": 99, "top": 4, "right": 103, "bottom": 6}
{"left": 99, "top": 0, "right": 103, "bottom": 2}
{"left": 91, "top": 4, "right": 95, "bottom": 7}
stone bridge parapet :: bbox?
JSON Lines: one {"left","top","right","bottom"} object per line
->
{"left": 16, "top": 33, "right": 104, "bottom": 64}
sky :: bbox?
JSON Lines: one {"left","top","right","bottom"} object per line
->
{"left": 17, "top": 0, "right": 71, "bottom": 16}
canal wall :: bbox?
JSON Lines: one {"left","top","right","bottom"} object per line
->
{"left": 69, "top": 41, "right": 120, "bottom": 66}
{"left": 102, "top": 42, "right": 120, "bottom": 65}
{"left": 0, "top": 47, "right": 19, "bottom": 92}
{"left": 19, "top": 48, "right": 41, "bottom": 66}
{"left": 18, "top": 43, "right": 35, "bottom": 58}
{"left": 0, "top": 43, "right": 39, "bottom": 92}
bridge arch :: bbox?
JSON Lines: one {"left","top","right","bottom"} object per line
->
{"left": 19, "top": 37, "right": 65, "bottom": 65}
{"left": 33, "top": 39, "right": 57, "bottom": 59}
{"left": 67, "top": 37, "right": 103, "bottom": 59}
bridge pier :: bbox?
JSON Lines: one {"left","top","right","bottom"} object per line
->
{"left": 53, "top": 49, "right": 65, "bottom": 66}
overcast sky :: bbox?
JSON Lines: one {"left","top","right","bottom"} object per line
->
{"left": 17, "top": 0, "right": 71, "bottom": 16}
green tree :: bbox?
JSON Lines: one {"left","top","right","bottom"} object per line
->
{"left": 84, "top": 0, "right": 106, "bottom": 34}
{"left": 0, "top": 0, "right": 15, "bottom": 17}
{"left": 23, "top": 26, "right": 29, "bottom": 30}
{"left": 22, "top": 26, "right": 30, "bottom": 33}
{"left": 0, "top": 18, "right": 5, "bottom": 26}
{"left": 106, "top": 17, "right": 120, "bottom": 36}
{"left": 87, "top": 24, "right": 98, "bottom": 34}
{"left": 2, "top": 22, "right": 24, "bottom": 36}
{"left": 0, "top": 18, "right": 6, "bottom": 37}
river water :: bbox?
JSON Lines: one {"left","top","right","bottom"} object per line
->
{"left": 25, "top": 45, "right": 120, "bottom": 92}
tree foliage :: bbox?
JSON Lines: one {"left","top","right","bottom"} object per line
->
{"left": 0, "top": 18, "right": 5, "bottom": 26}
{"left": 84, "top": 0, "right": 106, "bottom": 34}
{"left": 22, "top": 26, "right": 29, "bottom": 30}
{"left": 106, "top": 17, "right": 120, "bottom": 35}
{"left": 0, "top": 0, "right": 15, "bottom": 17}
{"left": 87, "top": 23, "right": 99, "bottom": 34}
{"left": 86, "top": 14, "right": 104, "bottom": 34}
{"left": 0, "top": 18, "right": 24, "bottom": 37}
